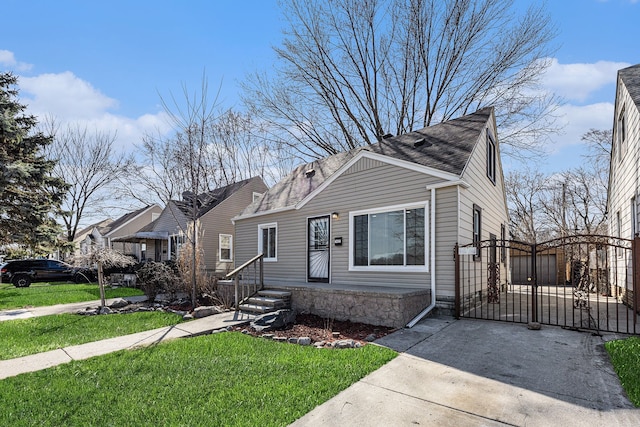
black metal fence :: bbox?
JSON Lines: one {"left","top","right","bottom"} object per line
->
{"left": 455, "top": 235, "right": 639, "bottom": 335}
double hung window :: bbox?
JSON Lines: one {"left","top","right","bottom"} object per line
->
{"left": 219, "top": 234, "right": 233, "bottom": 262}
{"left": 350, "top": 203, "right": 428, "bottom": 271}
{"left": 258, "top": 223, "right": 277, "bottom": 261}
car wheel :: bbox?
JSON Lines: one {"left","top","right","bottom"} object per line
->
{"left": 74, "top": 272, "right": 89, "bottom": 283}
{"left": 13, "top": 275, "right": 31, "bottom": 288}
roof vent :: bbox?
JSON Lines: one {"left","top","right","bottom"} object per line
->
{"left": 305, "top": 169, "right": 315, "bottom": 178}
{"left": 382, "top": 133, "right": 394, "bottom": 139}
{"left": 413, "top": 138, "right": 426, "bottom": 148}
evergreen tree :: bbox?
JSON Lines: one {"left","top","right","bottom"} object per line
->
{"left": 0, "top": 72, "right": 67, "bottom": 251}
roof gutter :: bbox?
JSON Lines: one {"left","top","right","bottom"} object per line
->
{"left": 406, "top": 180, "right": 468, "bottom": 328}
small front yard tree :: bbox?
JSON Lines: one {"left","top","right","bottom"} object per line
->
{"left": 75, "top": 248, "right": 136, "bottom": 308}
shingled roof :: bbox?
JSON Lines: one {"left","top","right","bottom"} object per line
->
{"left": 99, "top": 205, "right": 155, "bottom": 236}
{"left": 239, "top": 107, "right": 492, "bottom": 218}
{"left": 619, "top": 64, "right": 640, "bottom": 111}
{"left": 173, "top": 177, "right": 261, "bottom": 218}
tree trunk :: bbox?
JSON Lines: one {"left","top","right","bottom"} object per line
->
{"left": 98, "top": 262, "right": 106, "bottom": 307}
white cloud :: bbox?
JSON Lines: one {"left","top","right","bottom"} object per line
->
{"left": 17, "top": 71, "right": 169, "bottom": 152}
{"left": 542, "top": 59, "right": 630, "bottom": 102}
{"left": 0, "top": 49, "right": 32, "bottom": 71}
{"left": 545, "top": 102, "right": 613, "bottom": 154}
{"left": 20, "top": 72, "right": 119, "bottom": 120}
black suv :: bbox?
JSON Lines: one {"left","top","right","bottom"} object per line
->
{"left": 0, "top": 259, "right": 95, "bottom": 287}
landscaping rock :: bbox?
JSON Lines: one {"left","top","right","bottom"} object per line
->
{"left": 109, "top": 298, "right": 129, "bottom": 309}
{"left": 365, "top": 333, "right": 377, "bottom": 342}
{"left": 298, "top": 337, "right": 312, "bottom": 346}
{"left": 334, "top": 339, "right": 356, "bottom": 349}
{"left": 193, "top": 306, "right": 224, "bottom": 318}
{"left": 288, "top": 337, "right": 298, "bottom": 344}
{"left": 98, "top": 306, "right": 113, "bottom": 315}
{"left": 251, "top": 309, "right": 296, "bottom": 332}
{"left": 183, "top": 313, "right": 194, "bottom": 320}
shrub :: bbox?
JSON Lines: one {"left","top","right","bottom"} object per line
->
{"left": 136, "top": 262, "right": 182, "bottom": 302}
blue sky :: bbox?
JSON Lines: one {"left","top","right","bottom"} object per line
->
{"left": 1, "top": 0, "right": 638, "bottom": 176}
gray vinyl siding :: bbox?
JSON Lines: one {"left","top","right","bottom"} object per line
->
{"left": 235, "top": 159, "right": 460, "bottom": 290}
{"left": 433, "top": 186, "right": 459, "bottom": 298}
{"left": 609, "top": 80, "right": 640, "bottom": 242}
{"left": 458, "top": 117, "right": 510, "bottom": 291}
{"left": 608, "top": 76, "right": 640, "bottom": 291}
{"left": 199, "top": 178, "right": 268, "bottom": 275}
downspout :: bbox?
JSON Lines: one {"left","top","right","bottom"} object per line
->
{"left": 406, "top": 180, "right": 468, "bottom": 328}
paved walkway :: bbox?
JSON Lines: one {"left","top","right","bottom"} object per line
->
{"left": 292, "top": 317, "right": 640, "bottom": 426}
{"left": 0, "top": 298, "right": 254, "bottom": 379}
{"left": 2, "top": 300, "right": 640, "bottom": 425}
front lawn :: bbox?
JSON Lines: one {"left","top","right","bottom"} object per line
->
{"left": 0, "top": 312, "right": 184, "bottom": 360}
{"left": 0, "top": 282, "right": 143, "bottom": 310}
{"left": 606, "top": 336, "right": 640, "bottom": 406}
{"left": 0, "top": 332, "right": 397, "bottom": 426}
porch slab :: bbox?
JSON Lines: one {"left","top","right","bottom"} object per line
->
{"left": 264, "top": 282, "right": 432, "bottom": 328}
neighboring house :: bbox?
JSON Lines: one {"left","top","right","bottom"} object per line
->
{"left": 113, "top": 177, "right": 268, "bottom": 276}
{"left": 607, "top": 63, "right": 640, "bottom": 307}
{"left": 60, "top": 218, "right": 113, "bottom": 261}
{"left": 79, "top": 205, "right": 162, "bottom": 260}
{"left": 233, "top": 107, "right": 509, "bottom": 328}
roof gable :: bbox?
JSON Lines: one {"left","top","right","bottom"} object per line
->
{"left": 238, "top": 108, "right": 492, "bottom": 219}
{"left": 173, "top": 177, "right": 261, "bottom": 218}
{"left": 619, "top": 64, "right": 640, "bottom": 111}
{"left": 99, "top": 205, "right": 158, "bottom": 236}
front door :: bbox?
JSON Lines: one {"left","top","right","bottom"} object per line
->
{"left": 308, "top": 216, "right": 330, "bottom": 282}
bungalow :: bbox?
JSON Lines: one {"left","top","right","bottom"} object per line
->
{"left": 233, "top": 107, "right": 509, "bottom": 328}
{"left": 113, "top": 177, "right": 268, "bottom": 277}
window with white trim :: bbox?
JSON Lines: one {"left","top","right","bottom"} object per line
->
{"left": 219, "top": 234, "right": 233, "bottom": 262}
{"left": 350, "top": 203, "right": 428, "bottom": 271}
{"left": 258, "top": 223, "right": 277, "bottom": 261}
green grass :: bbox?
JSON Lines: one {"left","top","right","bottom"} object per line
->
{"left": 0, "top": 332, "right": 397, "bottom": 426}
{"left": 0, "top": 282, "right": 143, "bottom": 310}
{"left": 0, "top": 311, "right": 184, "bottom": 360}
{"left": 606, "top": 337, "right": 640, "bottom": 406}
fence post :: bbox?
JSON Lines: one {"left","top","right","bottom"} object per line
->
{"left": 633, "top": 237, "right": 640, "bottom": 328}
{"left": 531, "top": 243, "right": 538, "bottom": 323}
{"left": 454, "top": 243, "right": 460, "bottom": 319}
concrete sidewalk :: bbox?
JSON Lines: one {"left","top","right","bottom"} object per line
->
{"left": 0, "top": 302, "right": 254, "bottom": 380}
{"left": 292, "top": 317, "right": 640, "bottom": 427}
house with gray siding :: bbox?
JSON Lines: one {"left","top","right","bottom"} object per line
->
{"left": 79, "top": 205, "right": 162, "bottom": 260}
{"left": 113, "top": 177, "right": 267, "bottom": 276}
{"left": 607, "top": 63, "right": 640, "bottom": 307}
{"left": 233, "top": 107, "right": 509, "bottom": 328}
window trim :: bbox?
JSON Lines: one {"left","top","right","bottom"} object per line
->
{"left": 473, "top": 204, "right": 482, "bottom": 261}
{"left": 617, "top": 105, "right": 626, "bottom": 161}
{"left": 486, "top": 129, "right": 496, "bottom": 184}
{"left": 219, "top": 233, "right": 233, "bottom": 262}
{"left": 258, "top": 222, "right": 278, "bottom": 262}
{"left": 348, "top": 201, "right": 429, "bottom": 272}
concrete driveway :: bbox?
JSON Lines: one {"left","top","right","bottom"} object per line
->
{"left": 291, "top": 317, "right": 640, "bottom": 426}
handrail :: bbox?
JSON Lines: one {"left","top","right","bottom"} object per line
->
{"left": 225, "top": 253, "right": 264, "bottom": 279}
{"left": 225, "top": 253, "right": 264, "bottom": 310}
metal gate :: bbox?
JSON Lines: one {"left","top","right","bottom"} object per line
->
{"left": 455, "top": 235, "right": 640, "bottom": 334}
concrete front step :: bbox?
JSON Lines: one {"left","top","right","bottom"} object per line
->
{"left": 258, "top": 289, "right": 292, "bottom": 299}
{"left": 247, "top": 296, "right": 288, "bottom": 309}
{"left": 239, "top": 289, "right": 292, "bottom": 315}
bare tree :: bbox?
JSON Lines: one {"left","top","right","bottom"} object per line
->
{"left": 243, "top": 0, "right": 559, "bottom": 161}
{"left": 42, "top": 119, "right": 133, "bottom": 243}
{"left": 505, "top": 169, "right": 550, "bottom": 242}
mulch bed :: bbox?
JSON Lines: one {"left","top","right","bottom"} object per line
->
{"left": 234, "top": 313, "right": 397, "bottom": 345}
